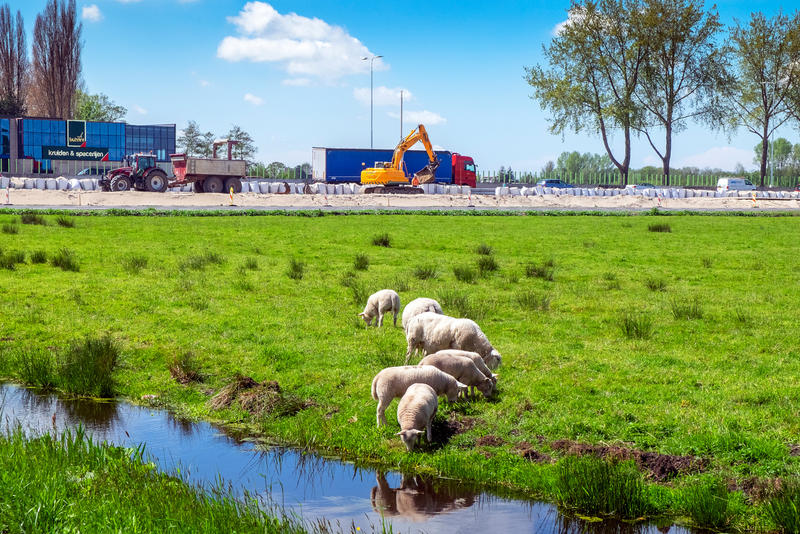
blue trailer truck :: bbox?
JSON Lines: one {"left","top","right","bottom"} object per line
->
{"left": 311, "top": 147, "right": 476, "bottom": 186}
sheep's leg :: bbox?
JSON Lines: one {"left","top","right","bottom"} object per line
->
{"left": 393, "top": 311, "right": 398, "bottom": 327}
{"left": 426, "top": 420, "right": 433, "bottom": 443}
{"left": 376, "top": 398, "right": 389, "bottom": 427}
{"left": 377, "top": 312, "right": 384, "bottom": 327}
{"left": 404, "top": 339, "right": 416, "bottom": 364}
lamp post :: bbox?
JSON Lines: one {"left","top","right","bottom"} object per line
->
{"left": 362, "top": 55, "right": 382, "bottom": 149}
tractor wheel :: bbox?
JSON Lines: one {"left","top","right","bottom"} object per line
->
{"left": 193, "top": 181, "right": 204, "bottom": 193}
{"left": 109, "top": 175, "right": 132, "bottom": 192}
{"left": 145, "top": 170, "right": 169, "bottom": 193}
{"left": 203, "top": 176, "right": 224, "bottom": 193}
{"left": 224, "top": 177, "right": 242, "bottom": 194}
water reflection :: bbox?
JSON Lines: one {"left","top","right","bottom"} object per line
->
{"left": 0, "top": 384, "right": 695, "bottom": 534}
{"left": 371, "top": 472, "right": 476, "bottom": 522}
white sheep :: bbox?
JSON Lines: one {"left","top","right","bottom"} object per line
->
{"left": 427, "top": 349, "right": 498, "bottom": 395}
{"left": 396, "top": 383, "right": 438, "bottom": 451}
{"left": 401, "top": 297, "right": 443, "bottom": 332}
{"left": 371, "top": 365, "right": 467, "bottom": 427}
{"left": 404, "top": 313, "right": 502, "bottom": 370}
{"left": 359, "top": 289, "right": 401, "bottom": 327}
{"left": 418, "top": 352, "right": 494, "bottom": 399}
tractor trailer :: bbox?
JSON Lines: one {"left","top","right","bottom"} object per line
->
{"left": 311, "top": 147, "right": 477, "bottom": 187}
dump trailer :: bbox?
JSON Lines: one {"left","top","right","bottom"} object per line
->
{"left": 170, "top": 140, "right": 246, "bottom": 193}
{"left": 312, "top": 148, "right": 477, "bottom": 187}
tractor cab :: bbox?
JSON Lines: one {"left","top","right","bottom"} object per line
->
{"left": 132, "top": 154, "right": 156, "bottom": 175}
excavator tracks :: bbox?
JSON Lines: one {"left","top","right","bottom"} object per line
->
{"left": 363, "top": 186, "right": 425, "bottom": 195}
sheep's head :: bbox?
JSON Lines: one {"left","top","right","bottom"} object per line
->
{"left": 397, "top": 429, "right": 424, "bottom": 451}
{"left": 485, "top": 349, "right": 502, "bottom": 370}
{"left": 477, "top": 377, "right": 494, "bottom": 398}
{"left": 357, "top": 312, "right": 372, "bottom": 326}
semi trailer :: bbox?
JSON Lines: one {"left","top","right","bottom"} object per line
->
{"left": 312, "top": 147, "right": 477, "bottom": 187}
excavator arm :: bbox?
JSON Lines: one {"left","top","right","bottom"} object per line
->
{"left": 389, "top": 125, "right": 440, "bottom": 184}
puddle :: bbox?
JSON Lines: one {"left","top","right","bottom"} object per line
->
{"left": 0, "top": 384, "right": 693, "bottom": 533}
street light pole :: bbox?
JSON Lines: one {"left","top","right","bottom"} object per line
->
{"left": 362, "top": 55, "right": 383, "bottom": 149}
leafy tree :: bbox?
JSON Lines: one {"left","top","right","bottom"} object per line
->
{"left": 635, "top": 0, "right": 728, "bottom": 184}
{"left": 199, "top": 131, "right": 215, "bottom": 158}
{"left": 177, "top": 121, "right": 211, "bottom": 157}
{"left": 753, "top": 137, "right": 793, "bottom": 175}
{"left": 525, "top": 0, "right": 649, "bottom": 184}
{"left": 0, "top": 4, "right": 28, "bottom": 116}
{"left": 722, "top": 11, "right": 800, "bottom": 186}
{"left": 73, "top": 90, "right": 126, "bottom": 122}
{"left": 541, "top": 160, "right": 555, "bottom": 174}
{"left": 266, "top": 161, "right": 286, "bottom": 178}
{"left": 30, "top": 0, "right": 82, "bottom": 119}
{"left": 226, "top": 125, "right": 256, "bottom": 164}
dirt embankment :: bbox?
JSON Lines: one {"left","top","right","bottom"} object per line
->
{"left": 3, "top": 189, "right": 800, "bottom": 210}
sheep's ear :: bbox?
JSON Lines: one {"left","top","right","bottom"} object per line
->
{"left": 395, "top": 431, "right": 403, "bottom": 436}
{"left": 411, "top": 429, "right": 424, "bottom": 436}
{"left": 357, "top": 312, "right": 365, "bottom": 317}
{"left": 492, "top": 373, "right": 499, "bottom": 379}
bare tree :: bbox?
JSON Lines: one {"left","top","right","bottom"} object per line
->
{"left": 525, "top": 0, "right": 649, "bottom": 184}
{"left": 0, "top": 4, "right": 28, "bottom": 115}
{"left": 30, "top": 0, "right": 82, "bottom": 119}
{"left": 635, "top": 0, "right": 730, "bottom": 184}
{"left": 723, "top": 11, "right": 800, "bottom": 186}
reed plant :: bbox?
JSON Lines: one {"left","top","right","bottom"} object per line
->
{"left": 59, "top": 334, "right": 120, "bottom": 397}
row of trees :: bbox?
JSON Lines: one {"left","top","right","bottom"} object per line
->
{"left": 526, "top": 0, "right": 800, "bottom": 187}
{"left": 0, "top": 0, "right": 126, "bottom": 122}
{"left": 753, "top": 138, "right": 800, "bottom": 178}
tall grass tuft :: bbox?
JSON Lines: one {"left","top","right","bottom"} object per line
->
{"left": 20, "top": 213, "right": 46, "bottom": 225}
{"left": 680, "top": 476, "right": 732, "bottom": 530}
{"left": 56, "top": 215, "right": 75, "bottom": 228}
{"left": 14, "top": 348, "right": 56, "bottom": 390}
{"left": 475, "top": 243, "right": 494, "bottom": 255}
{"left": 59, "top": 334, "right": 120, "bottom": 397}
{"left": 30, "top": 250, "right": 47, "bottom": 264}
{"left": 2, "top": 223, "right": 18, "bottom": 234}
{"left": 648, "top": 223, "right": 672, "bottom": 233}
{"left": 0, "top": 250, "right": 25, "bottom": 269}
{"left": 413, "top": 264, "right": 438, "bottom": 280}
{"left": 554, "top": 456, "right": 652, "bottom": 519}
{"left": 453, "top": 265, "right": 477, "bottom": 283}
{"left": 168, "top": 352, "right": 203, "bottom": 384}
{"left": 179, "top": 251, "right": 224, "bottom": 271}
{"left": 437, "top": 288, "right": 486, "bottom": 320}
{"left": 391, "top": 276, "right": 409, "bottom": 293}
{"left": 353, "top": 253, "right": 370, "bottom": 271}
{"left": 701, "top": 257, "right": 713, "bottom": 268}
{"left": 765, "top": 479, "right": 800, "bottom": 533}
{"left": 476, "top": 255, "right": 499, "bottom": 276}
{"left": 372, "top": 233, "right": 392, "bottom": 247}
{"left": 620, "top": 312, "right": 653, "bottom": 339}
{"left": 122, "top": 254, "right": 148, "bottom": 273}
{"left": 516, "top": 290, "right": 551, "bottom": 311}
{"left": 50, "top": 248, "right": 79, "bottom": 272}
{"left": 645, "top": 277, "right": 667, "bottom": 291}
{"left": 671, "top": 297, "right": 704, "bottom": 320}
{"left": 242, "top": 257, "right": 259, "bottom": 271}
{"left": 525, "top": 259, "right": 555, "bottom": 281}
{"left": 286, "top": 257, "right": 305, "bottom": 280}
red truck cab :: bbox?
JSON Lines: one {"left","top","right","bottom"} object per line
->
{"left": 452, "top": 153, "right": 477, "bottom": 188}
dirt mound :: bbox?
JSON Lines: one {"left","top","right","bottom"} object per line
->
{"left": 476, "top": 435, "right": 505, "bottom": 447}
{"left": 513, "top": 441, "right": 553, "bottom": 463}
{"left": 731, "top": 476, "right": 783, "bottom": 502}
{"left": 550, "top": 439, "right": 707, "bottom": 481}
{"left": 209, "top": 375, "right": 310, "bottom": 416}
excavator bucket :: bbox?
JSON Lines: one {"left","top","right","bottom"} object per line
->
{"left": 413, "top": 160, "right": 440, "bottom": 184}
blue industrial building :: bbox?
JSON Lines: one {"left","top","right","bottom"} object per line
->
{"left": 0, "top": 116, "right": 175, "bottom": 174}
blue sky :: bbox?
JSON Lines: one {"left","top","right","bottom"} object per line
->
{"left": 13, "top": 0, "right": 798, "bottom": 171}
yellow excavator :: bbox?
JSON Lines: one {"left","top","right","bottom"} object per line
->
{"left": 360, "top": 124, "right": 440, "bottom": 194}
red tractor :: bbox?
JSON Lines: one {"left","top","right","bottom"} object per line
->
{"left": 100, "top": 153, "right": 169, "bottom": 192}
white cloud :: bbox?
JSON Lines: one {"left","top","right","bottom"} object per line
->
{"left": 133, "top": 105, "right": 147, "bottom": 115}
{"left": 552, "top": 7, "right": 587, "bottom": 36}
{"left": 244, "top": 93, "right": 264, "bottom": 106}
{"left": 677, "top": 146, "right": 754, "bottom": 172}
{"left": 217, "top": 2, "right": 384, "bottom": 80}
{"left": 353, "top": 86, "right": 411, "bottom": 107}
{"left": 82, "top": 5, "right": 102, "bottom": 22}
{"left": 282, "top": 78, "right": 311, "bottom": 86}
{"left": 387, "top": 110, "right": 446, "bottom": 126}
{"left": 199, "top": 80, "right": 210, "bottom": 87}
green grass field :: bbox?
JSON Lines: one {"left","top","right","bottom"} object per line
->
{"left": 2, "top": 211, "right": 800, "bottom": 530}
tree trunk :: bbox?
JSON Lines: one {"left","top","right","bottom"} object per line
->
{"left": 662, "top": 123, "right": 672, "bottom": 186}
{"left": 760, "top": 125, "right": 769, "bottom": 187}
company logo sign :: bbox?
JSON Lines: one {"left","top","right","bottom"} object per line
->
{"left": 43, "top": 146, "right": 109, "bottom": 161}
{"left": 67, "top": 120, "right": 86, "bottom": 147}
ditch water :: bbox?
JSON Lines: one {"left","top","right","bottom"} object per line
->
{"left": 0, "top": 383, "right": 694, "bottom": 534}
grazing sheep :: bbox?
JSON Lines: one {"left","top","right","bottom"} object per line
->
{"left": 428, "top": 349, "right": 498, "bottom": 394}
{"left": 371, "top": 365, "right": 467, "bottom": 427}
{"left": 370, "top": 473, "right": 477, "bottom": 520}
{"left": 359, "top": 289, "right": 401, "bottom": 327}
{"left": 418, "top": 353, "right": 494, "bottom": 399}
{"left": 396, "top": 383, "right": 438, "bottom": 451}
{"left": 404, "top": 313, "right": 502, "bottom": 370}
{"left": 401, "top": 297, "right": 443, "bottom": 332}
